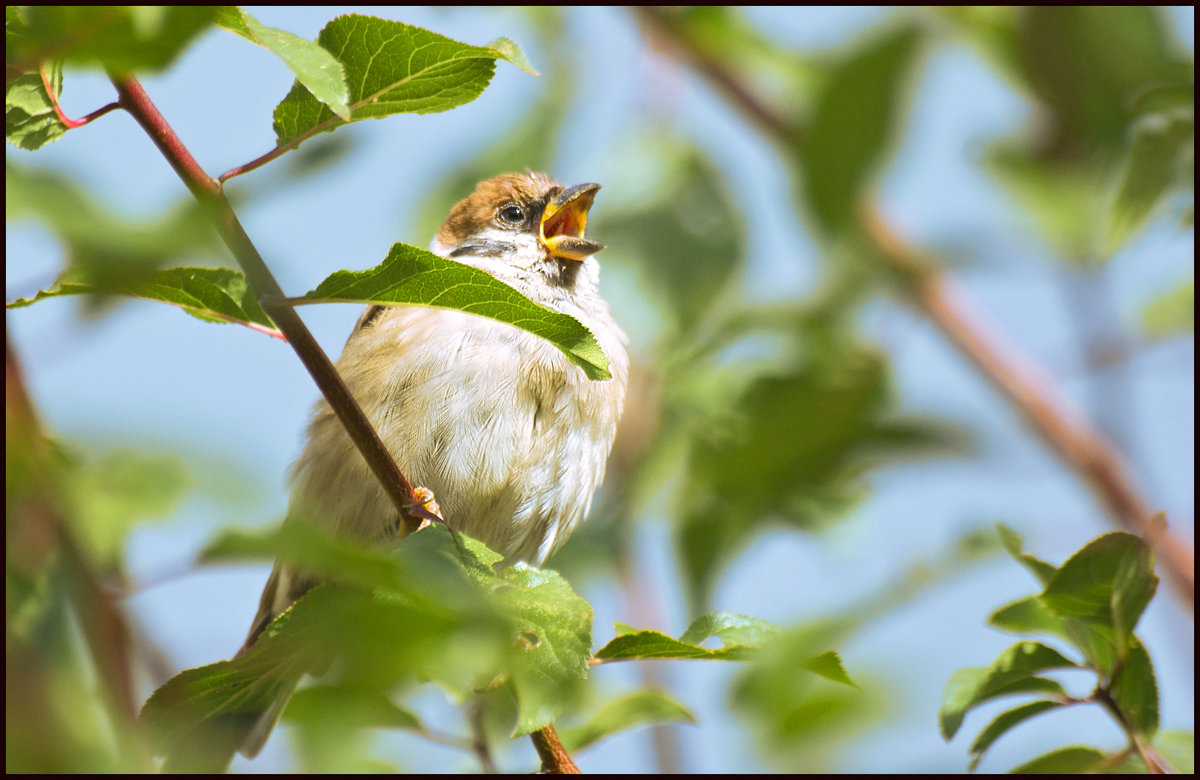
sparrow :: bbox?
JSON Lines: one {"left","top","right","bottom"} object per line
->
{"left": 235, "top": 171, "right": 629, "bottom": 757}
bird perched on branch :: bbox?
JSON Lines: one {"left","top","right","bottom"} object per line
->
{"left": 236, "top": 171, "right": 629, "bottom": 757}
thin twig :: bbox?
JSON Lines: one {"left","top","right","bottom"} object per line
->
{"left": 39, "top": 62, "right": 120, "bottom": 129}
{"left": 108, "top": 74, "right": 425, "bottom": 536}
{"left": 630, "top": 6, "right": 1195, "bottom": 607}
{"left": 530, "top": 724, "right": 581, "bottom": 774}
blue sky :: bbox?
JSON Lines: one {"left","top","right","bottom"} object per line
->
{"left": 6, "top": 7, "right": 1194, "bottom": 773}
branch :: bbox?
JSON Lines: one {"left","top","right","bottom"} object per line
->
{"left": 108, "top": 75, "right": 425, "bottom": 535}
{"left": 630, "top": 6, "right": 1194, "bottom": 606}
{"left": 530, "top": 724, "right": 581, "bottom": 774}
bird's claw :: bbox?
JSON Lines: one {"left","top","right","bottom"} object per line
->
{"left": 403, "top": 486, "right": 445, "bottom": 532}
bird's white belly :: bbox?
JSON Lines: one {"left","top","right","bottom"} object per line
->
{"left": 290, "top": 307, "right": 622, "bottom": 564}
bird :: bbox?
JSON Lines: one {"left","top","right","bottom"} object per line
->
{"left": 234, "top": 171, "right": 629, "bottom": 757}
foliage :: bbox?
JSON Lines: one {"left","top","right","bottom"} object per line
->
{"left": 941, "top": 527, "right": 1186, "bottom": 772}
{"left": 6, "top": 5, "right": 1192, "bottom": 775}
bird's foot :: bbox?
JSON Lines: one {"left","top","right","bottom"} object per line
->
{"left": 402, "top": 486, "right": 445, "bottom": 532}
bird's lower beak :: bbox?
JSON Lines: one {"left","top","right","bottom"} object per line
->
{"left": 541, "top": 183, "right": 604, "bottom": 262}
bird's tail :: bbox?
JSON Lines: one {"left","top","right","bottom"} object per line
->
{"left": 234, "top": 563, "right": 318, "bottom": 759}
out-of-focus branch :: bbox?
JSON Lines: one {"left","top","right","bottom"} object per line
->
{"left": 630, "top": 6, "right": 1194, "bottom": 605}
{"left": 6, "top": 334, "right": 149, "bottom": 769}
{"left": 108, "top": 75, "right": 430, "bottom": 535}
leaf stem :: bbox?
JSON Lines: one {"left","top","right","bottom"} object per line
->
{"left": 630, "top": 5, "right": 1194, "bottom": 608}
{"left": 108, "top": 74, "right": 425, "bottom": 535}
{"left": 39, "top": 62, "right": 121, "bottom": 129}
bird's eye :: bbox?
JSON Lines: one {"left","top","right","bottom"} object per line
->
{"left": 498, "top": 204, "right": 525, "bottom": 224}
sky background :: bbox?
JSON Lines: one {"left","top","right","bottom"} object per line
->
{"left": 6, "top": 6, "right": 1194, "bottom": 773}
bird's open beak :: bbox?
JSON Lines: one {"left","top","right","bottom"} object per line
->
{"left": 541, "top": 183, "right": 604, "bottom": 262}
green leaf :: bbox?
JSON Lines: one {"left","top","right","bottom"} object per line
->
{"left": 1110, "top": 637, "right": 1159, "bottom": 739}
{"left": 1041, "top": 532, "right": 1157, "bottom": 660}
{"left": 482, "top": 561, "right": 593, "bottom": 735}
{"left": 298, "top": 242, "right": 610, "bottom": 379}
{"left": 7, "top": 266, "right": 281, "bottom": 338}
{"left": 1009, "top": 745, "right": 1107, "bottom": 774}
{"left": 968, "top": 699, "right": 1066, "bottom": 771}
{"left": 558, "top": 692, "right": 695, "bottom": 753}
{"left": 1106, "top": 107, "right": 1194, "bottom": 253}
{"left": 5, "top": 52, "right": 67, "bottom": 151}
{"left": 216, "top": 7, "right": 350, "bottom": 120}
{"left": 996, "top": 524, "right": 1059, "bottom": 587}
{"left": 1140, "top": 278, "right": 1194, "bottom": 339}
{"left": 7, "top": 6, "right": 218, "bottom": 74}
{"left": 940, "top": 641, "right": 1079, "bottom": 740}
{"left": 989, "top": 596, "right": 1072, "bottom": 642}
{"left": 595, "top": 613, "right": 779, "bottom": 663}
{"left": 272, "top": 14, "right": 535, "bottom": 150}
{"left": 802, "top": 24, "right": 924, "bottom": 234}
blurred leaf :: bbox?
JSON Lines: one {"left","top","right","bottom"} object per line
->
{"left": 216, "top": 7, "right": 350, "bottom": 120}
{"left": 6, "top": 6, "right": 218, "bottom": 74}
{"left": 299, "top": 242, "right": 610, "bottom": 379}
{"left": 65, "top": 449, "right": 190, "bottom": 574}
{"left": 1009, "top": 745, "right": 1107, "bottom": 774}
{"left": 7, "top": 266, "right": 280, "bottom": 337}
{"left": 1106, "top": 107, "right": 1194, "bottom": 253}
{"left": 940, "top": 641, "right": 1079, "bottom": 740}
{"left": 985, "top": 142, "right": 1109, "bottom": 261}
{"left": 272, "top": 15, "right": 535, "bottom": 149}
{"left": 559, "top": 692, "right": 695, "bottom": 753}
{"left": 802, "top": 23, "right": 924, "bottom": 234}
{"left": 730, "top": 624, "right": 872, "bottom": 771}
{"left": 803, "top": 650, "right": 857, "bottom": 688}
{"left": 1014, "top": 7, "right": 1186, "bottom": 159}
{"left": 595, "top": 612, "right": 780, "bottom": 663}
{"left": 282, "top": 686, "right": 420, "bottom": 731}
{"left": 1140, "top": 278, "right": 1194, "bottom": 339}
{"left": 5, "top": 39, "right": 67, "bottom": 151}
{"left": 1110, "top": 638, "right": 1159, "bottom": 739}
{"left": 1041, "top": 532, "right": 1157, "bottom": 661}
{"left": 598, "top": 147, "right": 744, "bottom": 332}
{"left": 996, "top": 524, "right": 1059, "bottom": 587}
{"left": 6, "top": 161, "right": 220, "bottom": 295}
{"left": 1156, "top": 731, "right": 1194, "bottom": 774}
{"left": 968, "top": 699, "right": 1066, "bottom": 771}
{"left": 680, "top": 341, "right": 962, "bottom": 607}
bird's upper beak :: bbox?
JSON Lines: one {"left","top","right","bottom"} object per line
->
{"left": 540, "top": 183, "right": 604, "bottom": 262}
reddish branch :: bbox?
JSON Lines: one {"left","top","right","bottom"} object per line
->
{"left": 631, "top": 6, "right": 1194, "bottom": 605}
{"left": 108, "top": 74, "right": 429, "bottom": 534}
